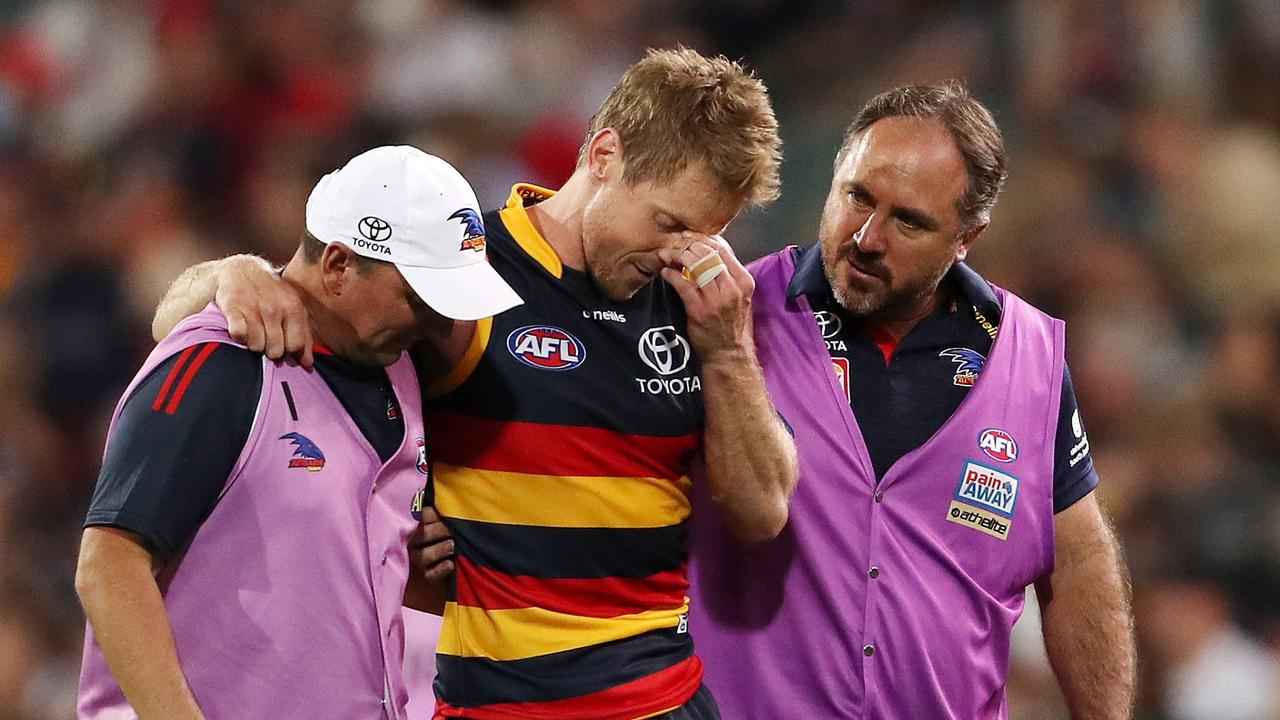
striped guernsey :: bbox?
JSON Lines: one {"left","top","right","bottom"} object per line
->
{"left": 428, "top": 185, "right": 707, "bottom": 719}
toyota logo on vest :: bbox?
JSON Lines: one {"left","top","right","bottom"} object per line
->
{"left": 638, "top": 326, "right": 690, "bottom": 376}
{"left": 358, "top": 216, "right": 393, "bottom": 242}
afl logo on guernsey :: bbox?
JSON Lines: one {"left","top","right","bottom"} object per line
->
{"left": 978, "top": 428, "right": 1018, "bottom": 463}
{"left": 507, "top": 325, "right": 586, "bottom": 371}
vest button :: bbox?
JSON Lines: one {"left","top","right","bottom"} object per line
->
{"left": 863, "top": 644, "right": 876, "bottom": 657}
{"left": 868, "top": 566, "right": 879, "bottom": 579}
{"left": 874, "top": 491, "right": 884, "bottom": 503}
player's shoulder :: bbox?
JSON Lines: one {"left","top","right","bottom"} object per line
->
{"left": 747, "top": 245, "right": 799, "bottom": 273}
{"left": 128, "top": 341, "right": 263, "bottom": 413}
{"left": 164, "top": 339, "right": 262, "bottom": 377}
{"left": 479, "top": 207, "right": 521, "bottom": 259}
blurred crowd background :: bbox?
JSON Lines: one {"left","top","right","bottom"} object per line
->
{"left": 1, "top": 0, "right": 1279, "bottom": 718}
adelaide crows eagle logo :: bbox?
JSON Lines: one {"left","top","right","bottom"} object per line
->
{"left": 449, "top": 208, "right": 486, "bottom": 252}
{"left": 280, "top": 432, "right": 326, "bottom": 472}
{"left": 939, "top": 348, "right": 985, "bottom": 388}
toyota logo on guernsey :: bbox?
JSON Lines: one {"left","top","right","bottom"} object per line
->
{"left": 636, "top": 326, "right": 700, "bottom": 395}
{"left": 507, "top": 325, "right": 586, "bottom": 371}
{"left": 978, "top": 428, "right": 1018, "bottom": 463}
{"left": 638, "top": 327, "right": 690, "bottom": 376}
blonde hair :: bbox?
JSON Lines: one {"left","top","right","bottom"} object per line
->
{"left": 581, "top": 47, "right": 782, "bottom": 206}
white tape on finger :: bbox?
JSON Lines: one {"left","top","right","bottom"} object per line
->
{"left": 682, "top": 251, "right": 721, "bottom": 283}
{"left": 695, "top": 262, "right": 727, "bottom": 288}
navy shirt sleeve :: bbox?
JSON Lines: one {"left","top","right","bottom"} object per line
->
{"left": 85, "top": 343, "right": 262, "bottom": 559}
{"left": 1052, "top": 363, "right": 1099, "bottom": 513}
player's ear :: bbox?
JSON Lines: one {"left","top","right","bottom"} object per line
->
{"left": 954, "top": 221, "right": 986, "bottom": 263}
{"left": 584, "top": 128, "right": 623, "bottom": 184}
{"left": 320, "top": 243, "right": 357, "bottom": 295}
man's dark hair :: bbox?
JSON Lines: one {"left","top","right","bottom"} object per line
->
{"left": 837, "top": 81, "right": 1007, "bottom": 230}
{"left": 300, "top": 232, "right": 380, "bottom": 275}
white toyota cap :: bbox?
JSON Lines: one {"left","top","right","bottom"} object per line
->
{"left": 305, "top": 145, "right": 522, "bottom": 321}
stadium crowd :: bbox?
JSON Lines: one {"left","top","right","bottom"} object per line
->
{"left": 1, "top": 1, "right": 1278, "bottom": 718}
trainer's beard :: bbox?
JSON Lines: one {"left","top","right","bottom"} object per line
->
{"left": 822, "top": 243, "right": 951, "bottom": 321}
{"left": 819, "top": 232, "right": 882, "bottom": 317}
{"left": 823, "top": 252, "right": 880, "bottom": 317}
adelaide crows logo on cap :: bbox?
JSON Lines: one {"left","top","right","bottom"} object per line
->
{"left": 449, "top": 208, "right": 486, "bottom": 252}
{"left": 939, "top": 347, "right": 985, "bottom": 387}
{"left": 280, "top": 432, "right": 325, "bottom": 472}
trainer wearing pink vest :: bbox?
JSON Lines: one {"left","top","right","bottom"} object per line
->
{"left": 688, "top": 83, "right": 1138, "bottom": 719}
{"left": 75, "top": 147, "right": 520, "bottom": 720}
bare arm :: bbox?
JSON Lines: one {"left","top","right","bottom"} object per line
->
{"left": 661, "top": 236, "right": 798, "bottom": 543}
{"left": 699, "top": 346, "right": 797, "bottom": 542}
{"left": 152, "top": 258, "right": 230, "bottom": 341}
{"left": 1035, "top": 492, "right": 1136, "bottom": 720}
{"left": 403, "top": 507, "right": 454, "bottom": 615}
{"left": 76, "top": 527, "right": 206, "bottom": 720}
{"left": 152, "top": 255, "right": 313, "bottom": 367}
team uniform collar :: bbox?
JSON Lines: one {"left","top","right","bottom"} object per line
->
{"left": 498, "top": 183, "right": 563, "bottom": 278}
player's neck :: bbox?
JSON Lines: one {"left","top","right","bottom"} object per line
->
{"left": 525, "top": 170, "right": 591, "bottom": 270}
{"left": 280, "top": 261, "right": 353, "bottom": 362}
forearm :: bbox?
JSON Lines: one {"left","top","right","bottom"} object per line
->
{"left": 76, "top": 529, "right": 205, "bottom": 720}
{"left": 1038, "top": 497, "right": 1136, "bottom": 719}
{"left": 700, "top": 348, "right": 798, "bottom": 543}
{"left": 403, "top": 573, "right": 448, "bottom": 615}
{"left": 152, "top": 259, "right": 224, "bottom": 341}
{"left": 152, "top": 254, "right": 275, "bottom": 341}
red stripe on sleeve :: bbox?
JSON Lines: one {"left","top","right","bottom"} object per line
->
{"left": 433, "top": 656, "right": 702, "bottom": 720}
{"left": 454, "top": 555, "right": 689, "bottom": 618}
{"left": 164, "top": 343, "right": 220, "bottom": 415}
{"left": 152, "top": 344, "right": 199, "bottom": 411}
{"left": 428, "top": 413, "right": 700, "bottom": 480}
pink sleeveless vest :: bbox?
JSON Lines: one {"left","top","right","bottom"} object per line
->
{"left": 688, "top": 250, "right": 1065, "bottom": 719}
{"left": 79, "top": 305, "right": 427, "bottom": 720}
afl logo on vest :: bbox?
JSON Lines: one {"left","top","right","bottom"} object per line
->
{"left": 978, "top": 428, "right": 1018, "bottom": 463}
{"left": 507, "top": 325, "right": 586, "bottom": 371}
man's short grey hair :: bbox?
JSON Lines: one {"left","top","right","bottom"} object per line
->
{"left": 837, "top": 81, "right": 1007, "bottom": 230}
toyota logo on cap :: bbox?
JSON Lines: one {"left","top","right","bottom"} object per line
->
{"left": 358, "top": 216, "right": 392, "bottom": 242}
